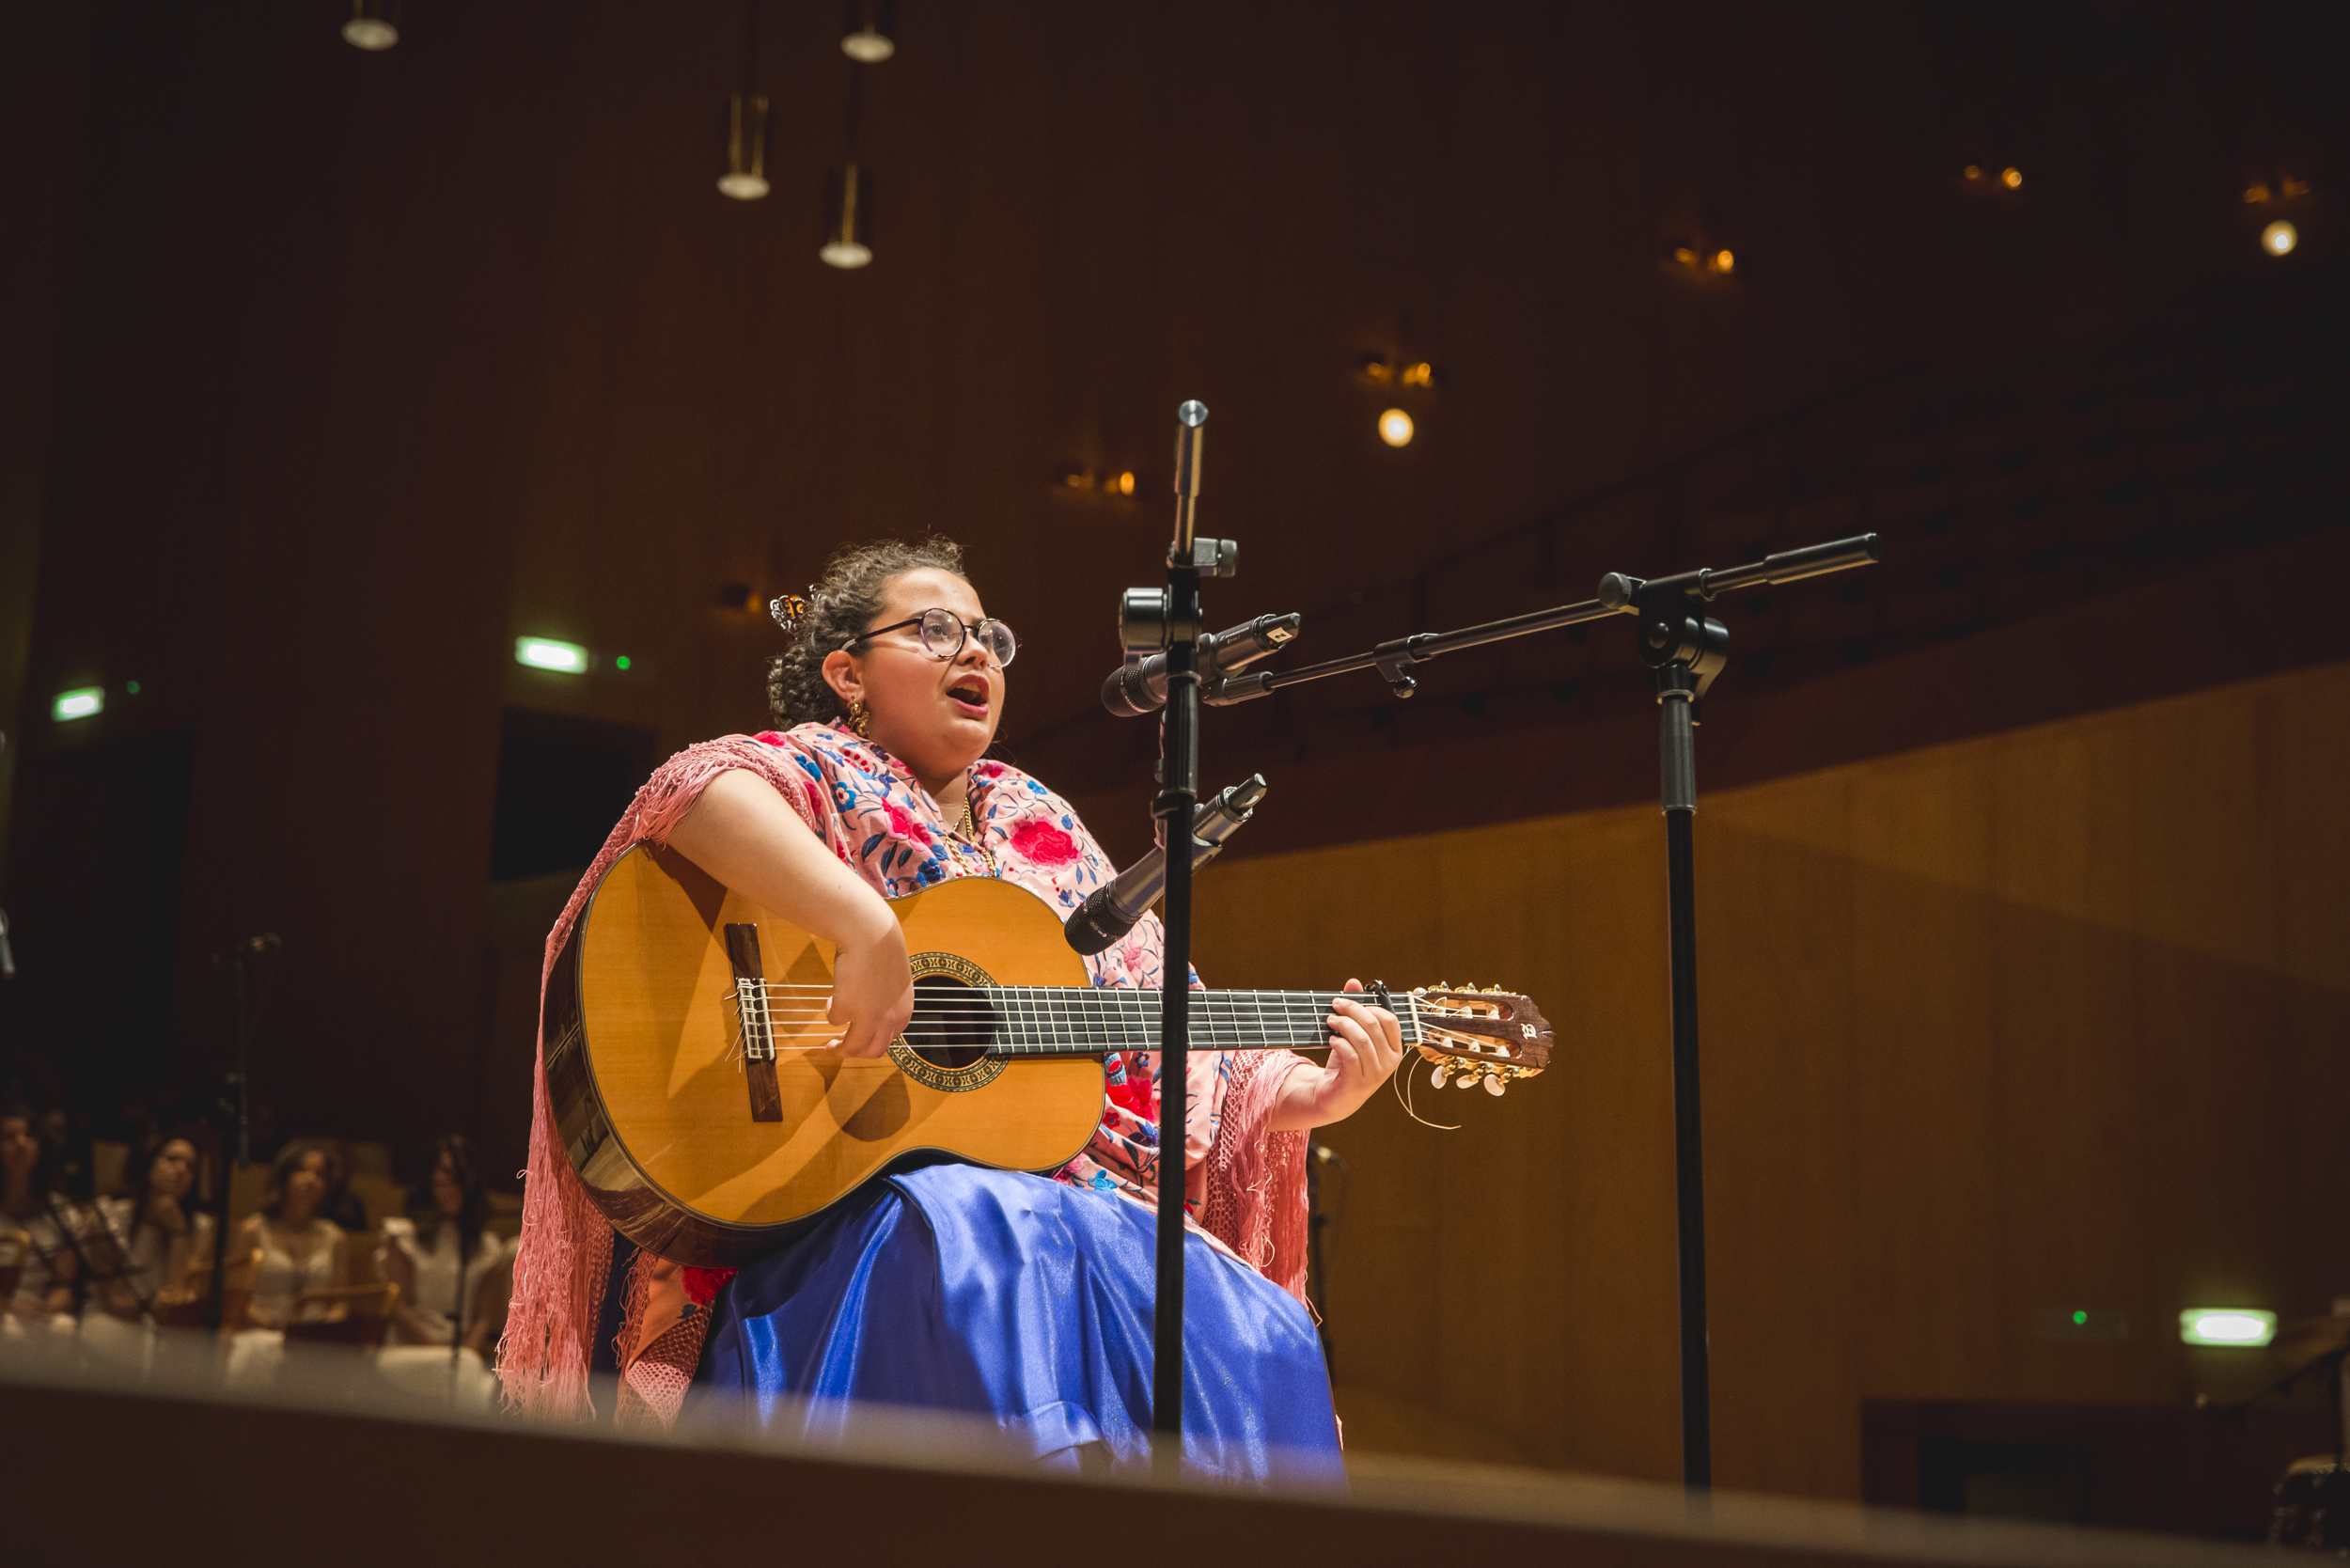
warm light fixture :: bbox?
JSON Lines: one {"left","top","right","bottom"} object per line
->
{"left": 718, "top": 3, "right": 770, "bottom": 199}
{"left": 1667, "top": 243, "right": 1735, "bottom": 276}
{"left": 821, "top": 163, "right": 874, "bottom": 268}
{"left": 841, "top": 0, "right": 897, "bottom": 61}
{"left": 1963, "top": 165, "right": 1983, "bottom": 182}
{"left": 516, "top": 637, "right": 588, "bottom": 674}
{"left": 1399, "top": 361, "right": 1435, "bottom": 388}
{"left": 2179, "top": 1309, "right": 2277, "bottom": 1346}
{"left": 2263, "top": 220, "right": 2298, "bottom": 257}
{"left": 2245, "top": 177, "right": 2312, "bottom": 206}
{"left": 1114, "top": 470, "right": 1136, "bottom": 496}
{"left": 342, "top": 0, "right": 399, "bottom": 50}
{"left": 719, "top": 94, "right": 771, "bottom": 200}
{"left": 52, "top": 686, "right": 103, "bottom": 722}
{"left": 1378, "top": 409, "right": 1415, "bottom": 447}
{"left": 2000, "top": 166, "right": 2023, "bottom": 189}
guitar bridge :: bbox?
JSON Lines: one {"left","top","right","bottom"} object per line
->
{"left": 723, "top": 923, "right": 784, "bottom": 1121}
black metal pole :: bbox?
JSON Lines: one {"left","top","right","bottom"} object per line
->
{"left": 1151, "top": 401, "right": 1210, "bottom": 1471}
{"left": 1659, "top": 671, "right": 1710, "bottom": 1489}
{"left": 203, "top": 952, "right": 252, "bottom": 1333}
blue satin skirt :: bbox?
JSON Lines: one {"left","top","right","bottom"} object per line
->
{"left": 693, "top": 1163, "right": 1343, "bottom": 1484}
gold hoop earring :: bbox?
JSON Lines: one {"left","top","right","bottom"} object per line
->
{"left": 847, "top": 698, "right": 871, "bottom": 740}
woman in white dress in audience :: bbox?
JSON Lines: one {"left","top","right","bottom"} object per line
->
{"left": 376, "top": 1135, "right": 509, "bottom": 1405}
{"left": 234, "top": 1140, "right": 348, "bottom": 1329}
{"left": 378, "top": 1135, "right": 507, "bottom": 1351}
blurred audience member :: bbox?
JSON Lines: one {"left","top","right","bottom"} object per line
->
{"left": 235, "top": 1140, "right": 347, "bottom": 1328}
{"left": 379, "top": 1134, "right": 505, "bottom": 1351}
{"left": 3, "top": 1104, "right": 72, "bottom": 1324}
{"left": 319, "top": 1137, "right": 370, "bottom": 1233}
{"left": 37, "top": 1105, "right": 92, "bottom": 1201}
{"left": 87, "top": 1133, "right": 213, "bottom": 1319}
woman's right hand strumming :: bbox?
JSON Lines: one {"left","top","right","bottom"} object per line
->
{"left": 667, "top": 766, "right": 916, "bottom": 1060}
{"left": 826, "top": 917, "right": 916, "bottom": 1058}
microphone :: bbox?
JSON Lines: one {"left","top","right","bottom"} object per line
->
{"left": 1064, "top": 776, "right": 1268, "bottom": 955}
{"left": 1101, "top": 612, "right": 1301, "bottom": 717}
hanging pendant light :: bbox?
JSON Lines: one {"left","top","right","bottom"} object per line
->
{"left": 719, "top": 93, "right": 771, "bottom": 200}
{"left": 342, "top": 0, "right": 399, "bottom": 50}
{"left": 821, "top": 163, "right": 874, "bottom": 268}
{"left": 716, "top": 0, "right": 770, "bottom": 200}
{"left": 840, "top": 0, "right": 897, "bottom": 62}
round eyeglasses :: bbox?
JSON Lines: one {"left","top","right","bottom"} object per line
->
{"left": 842, "top": 606, "right": 1018, "bottom": 667}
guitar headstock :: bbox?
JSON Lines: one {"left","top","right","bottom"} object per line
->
{"left": 1410, "top": 983, "right": 1552, "bottom": 1097}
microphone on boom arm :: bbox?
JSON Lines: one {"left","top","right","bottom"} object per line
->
{"left": 1064, "top": 775, "right": 1269, "bottom": 955}
{"left": 210, "top": 933, "right": 283, "bottom": 965}
{"left": 1100, "top": 613, "right": 1301, "bottom": 717}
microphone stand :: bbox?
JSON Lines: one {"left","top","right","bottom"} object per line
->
{"left": 1110, "top": 400, "right": 1241, "bottom": 1475}
{"left": 205, "top": 935, "right": 279, "bottom": 1335}
{"left": 1161, "top": 531, "right": 1882, "bottom": 1489}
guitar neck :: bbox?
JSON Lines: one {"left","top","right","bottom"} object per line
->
{"left": 970, "top": 987, "right": 1425, "bottom": 1057}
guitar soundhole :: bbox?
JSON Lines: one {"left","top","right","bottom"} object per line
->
{"left": 908, "top": 976, "right": 997, "bottom": 1071}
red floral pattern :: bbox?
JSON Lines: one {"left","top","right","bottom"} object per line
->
{"left": 1009, "top": 819, "right": 1080, "bottom": 867}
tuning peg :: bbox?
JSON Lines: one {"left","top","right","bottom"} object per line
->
{"left": 1455, "top": 1068, "right": 1481, "bottom": 1089}
{"left": 1483, "top": 1075, "right": 1507, "bottom": 1097}
{"left": 1430, "top": 1064, "right": 1449, "bottom": 1089}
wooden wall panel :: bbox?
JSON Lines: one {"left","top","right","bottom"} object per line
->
{"left": 1191, "top": 659, "right": 2350, "bottom": 1497}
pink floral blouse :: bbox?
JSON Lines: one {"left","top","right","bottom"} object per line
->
{"left": 750, "top": 722, "right": 1281, "bottom": 1217}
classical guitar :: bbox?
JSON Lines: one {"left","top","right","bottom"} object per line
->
{"left": 546, "top": 843, "right": 1553, "bottom": 1265}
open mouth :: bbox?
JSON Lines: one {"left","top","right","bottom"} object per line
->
{"left": 946, "top": 679, "right": 990, "bottom": 715}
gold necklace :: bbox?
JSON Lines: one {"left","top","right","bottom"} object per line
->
{"left": 951, "top": 785, "right": 993, "bottom": 870}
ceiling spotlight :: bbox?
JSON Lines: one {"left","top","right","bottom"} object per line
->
{"left": 1963, "top": 165, "right": 1982, "bottom": 182}
{"left": 821, "top": 163, "right": 874, "bottom": 267}
{"left": 1712, "top": 249, "right": 1734, "bottom": 274}
{"left": 2263, "top": 220, "right": 2298, "bottom": 257}
{"left": 1378, "top": 408, "right": 1415, "bottom": 447}
{"left": 2000, "top": 166, "right": 2023, "bottom": 189}
{"left": 342, "top": 0, "right": 399, "bottom": 50}
{"left": 719, "top": 93, "right": 771, "bottom": 200}
{"left": 841, "top": 0, "right": 897, "bottom": 62}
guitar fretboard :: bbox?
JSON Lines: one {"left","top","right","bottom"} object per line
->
{"left": 906, "top": 987, "right": 1426, "bottom": 1057}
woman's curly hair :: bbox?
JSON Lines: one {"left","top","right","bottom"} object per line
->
{"left": 766, "top": 535, "right": 970, "bottom": 729}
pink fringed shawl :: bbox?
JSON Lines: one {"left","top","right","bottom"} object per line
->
{"left": 499, "top": 731, "right": 1312, "bottom": 1419}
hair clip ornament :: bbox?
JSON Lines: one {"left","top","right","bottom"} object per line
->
{"left": 769, "top": 588, "right": 818, "bottom": 636}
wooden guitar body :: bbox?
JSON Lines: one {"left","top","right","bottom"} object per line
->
{"left": 545, "top": 846, "right": 1104, "bottom": 1266}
